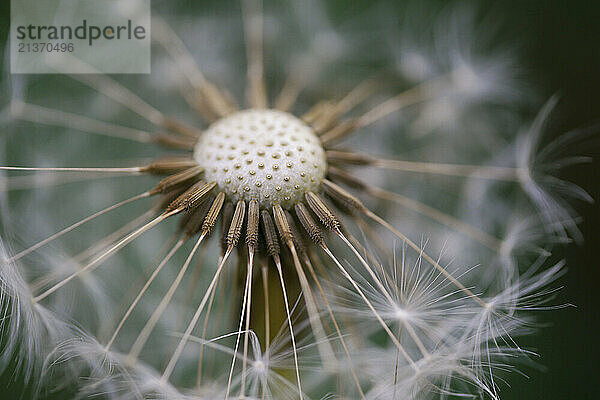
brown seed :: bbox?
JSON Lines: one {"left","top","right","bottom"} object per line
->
{"left": 156, "top": 187, "right": 188, "bottom": 211}
{"left": 305, "top": 192, "right": 340, "bottom": 231}
{"left": 319, "top": 119, "right": 359, "bottom": 146}
{"left": 220, "top": 202, "right": 234, "bottom": 252}
{"left": 151, "top": 133, "right": 198, "bottom": 150}
{"left": 151, "top": 166, "right": 204, "bottom": 195}
{"left": 143, "top": 158, "right": 199, "bottom": 175}
{"left": 202, "top": 192, "right": 225, "bottom": 235}
{"left": 199, "top": 81, "right": 238, "bottom": 118}
{"left": 182, "top": 196, "right": 214, "bottom": 236}
{"left": 227, "top": 200, "right": 246, "bottom": 249}
{"left": 312, "top": 105, "right": 340, "bottom": 134}
{"left": 321, "top": 179, "right": 364, "bottom": 214}
{"left": 295, "top": 203, "right": 324, "bottom": 245}
{"left": 273, "top": 204, "right": 294, "bottom": 245}
{"left": 325, "top": 150, "right": 374, "bottom": 166}
{"left": 326, "top": 165, "right": 367, "bottom": 190}
{"left": 246, "top": 199, "right": 260, "bottom": 250}
{"left": 301, "top": 100, "right": 335, "bottom": 126}
{"left": 261, "top": 210, "right": 280, "bottom": 257}
{"left": 162, "top": 117, "right": 203, "bottom": 138}
{"left": 285, "top": 210, "right": 309, "bottom": 256}
{"left": 166, "top": 181, "right": 216, "bottom": 213}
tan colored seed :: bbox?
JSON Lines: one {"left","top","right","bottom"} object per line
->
{"left": 226, "top": 200, "right": 246, "bottom": 249}
{"left": 202, "top": 192, "right": 225, "bottom": 235}
{"left": 326, "top": 166, "right": 367, "bottom": 190}
{"left": 305, "top": 191, "right": 340, "bottom": 231}
{"left": 166, "top": 181, "right": 216, "bottom": 213}
{"left": 325, "top": 150, "right": 374, "bottom": 166}
{"left": 295, "top": 203, "right": 324, "bottom": 245}
{"left": 142, "top": 157, "right": 198, "bottom": 174}
{"left": 182, "top": 196, "right": 214, "bottom": 236}
{"left": 246, "top": 200, "right": 260, "bottom": 250}
{"left": 151, "top": 166, "right": 204, "bottom": 195}
{"left": 261, "top": 210, "right": 280, "bottom": 257}
{"left": 162, "top": 117, "right": 202, "bottom": 138}
{"left": 273, "top": 204, "right": 294, "bottom": 245}
{"left": 151, "top": 134, "right": 198, "bottom": 150}
{"left": 220, "top": 202, "right": 234, "bottom": 251}
{"left": 285, "top": 210, "right": 309, "bottom": 256}
{"left": 319, "top": 119, "right": 359, "bottom": 145}
{"left": 322, "top": 179, "right": 364, "bottom": 213}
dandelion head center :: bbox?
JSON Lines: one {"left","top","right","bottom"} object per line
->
{"left": 194, "top": 109, "right": 327, "bottom": 209}
{"left": 393, "top": 306, "right": 411, "bottom": 321}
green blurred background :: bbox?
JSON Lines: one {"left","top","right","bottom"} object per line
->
{"left": 0, "top": 0, "right": 598, "bottom": 399}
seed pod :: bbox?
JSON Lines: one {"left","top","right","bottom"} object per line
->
{"left": 182, "top": 196, "right": 213, "bottom": 236}
{"left": 295, "top": 203, "right": 324, "bottom": 245}
{"left": 191, "top": 91, "right": 220, "bottom": 122}
{"left": 162, "top": 117, "right": 202, "bottom": 138}
{"left": 320, "top": 119, "right": 359, "bottom": 145}
{"left": 220, "top": 202, "right": 234, "bottom": 251}
{"left": 312, "top": 105, "right": 341, "bottom": 134}
{"left": 285, "top": 210, "right": 309, "bottom": 256}
{"left": 165, "top": 181, "right": 216, "bottom": 213}
{"left": 321, "top": 179, "right": 364, "bottom": 214}
{"left": 302, "top": 100, "right": 334, "bottom": 124}
{"left": 246, "top": 200, "right": 260, "bottom": 251}
{"left": 151, "top": 134, "right": 198, "bottom": 150}
{"left": 261, "top": 210, "right": 280, "bottom": 257}
{"left": 305, "top": 192, "right": 340, "bottom": 231}
{"left": 200, "top": 82, "right": 238, "bottom": 118}
{"left": 155, "top": 187, "right": 188, "bottom": 211}
{"left": 169, "top": 181, "right": 217, "bottom": 212}
{"left": 227, "top": 200, "right": 246, "bottom": 249}
{"left": 273, "top": 204, "right": 294, "bottom": 245}
{"left": 202, "top": 192, "right": 225, "bottom": 235}
{"left": 142, "top": 157, "right": 199, "bottom": 175}
{"left": 150, "top": 166, "right": 204, "bottom": 195}
{"left": 326, "top": 165, "right": 368, "bottom": 190}
{"left": 325, "top": 150, "right": 374, "bottom": 166}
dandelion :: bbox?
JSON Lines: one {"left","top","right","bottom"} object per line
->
{"left": 0, "top": 1, "right": 589, "bottom": 399}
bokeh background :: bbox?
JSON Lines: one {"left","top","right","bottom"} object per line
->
{"left": 0, "top": 0, "right": 598, "bottom": 399}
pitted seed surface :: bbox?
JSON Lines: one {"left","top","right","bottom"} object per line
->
{"left": 194, "top": 109, "right": 327, "bottom": 209}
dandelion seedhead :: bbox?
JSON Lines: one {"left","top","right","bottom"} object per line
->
{"left": 0, "top": 1, "right": 591, "bottom": 399}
